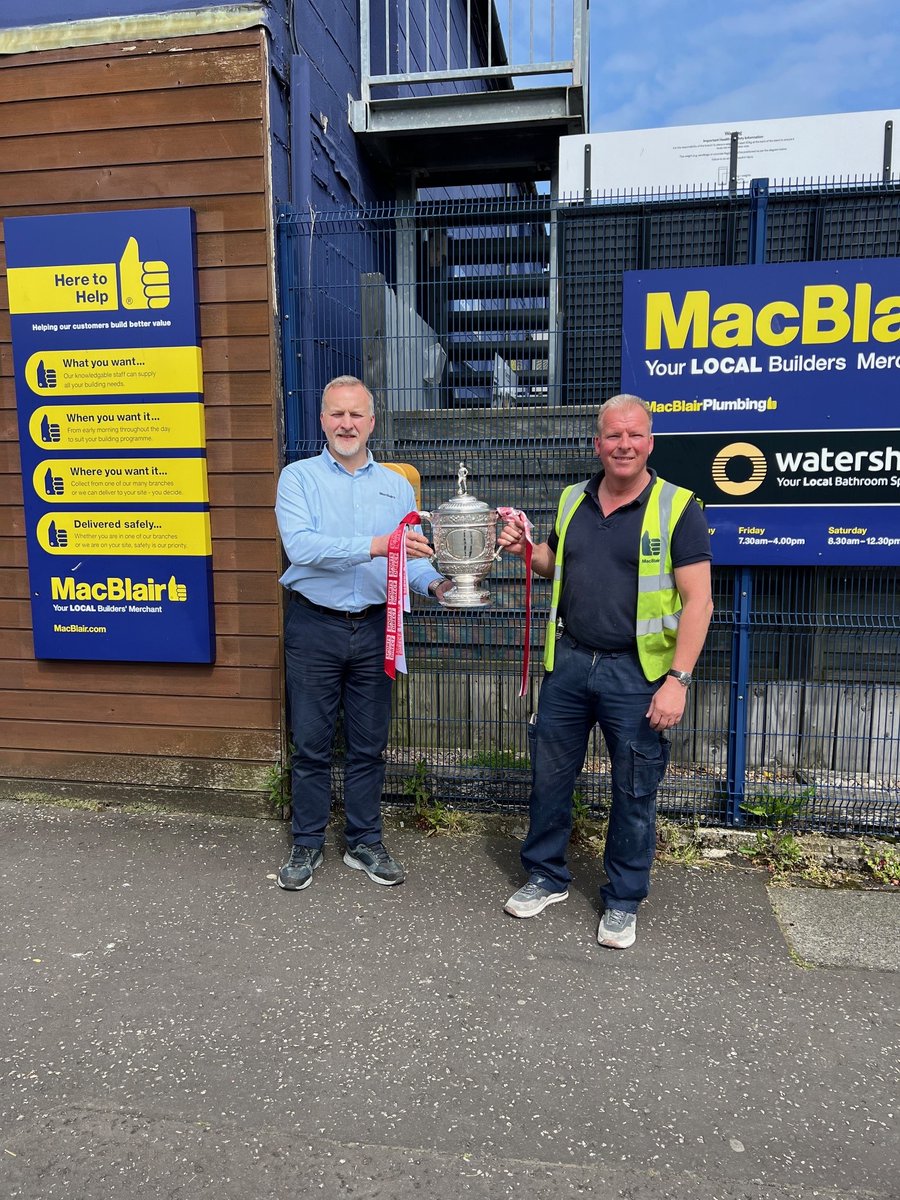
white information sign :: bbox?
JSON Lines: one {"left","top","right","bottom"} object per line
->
{"left": 560, "top": 110, "right": 900, "bottom": 198}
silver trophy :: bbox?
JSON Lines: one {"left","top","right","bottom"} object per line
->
{"left": 419, "top": 463, "right": 501, "bottom": 608}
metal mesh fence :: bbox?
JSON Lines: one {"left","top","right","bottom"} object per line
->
{"left": 276, "top": 182, "right": 900, "bottom": 835}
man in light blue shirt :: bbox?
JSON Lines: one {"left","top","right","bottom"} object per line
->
{"left": 275, "top": 376, "right": 450, "bottom": 891}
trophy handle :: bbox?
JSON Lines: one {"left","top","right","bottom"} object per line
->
{"left": 490, "top": 511, "right": 503, "bottom": 561}
{"left": 417, "top": 512, "right": 438, "bottom": 564}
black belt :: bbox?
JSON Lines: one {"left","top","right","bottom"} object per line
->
{"left": 561, "top": 630, "right": 633, "bottom": 656}
{"left": 290, "top": 591, "right": 386, "bottom": 620}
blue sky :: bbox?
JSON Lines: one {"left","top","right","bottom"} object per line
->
{"left": 590, "top": 0, "right": 900, "bottom": 132}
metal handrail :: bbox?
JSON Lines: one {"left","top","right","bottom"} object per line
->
{"left": 358, "top": 0, "right": 588, "bottom": 100}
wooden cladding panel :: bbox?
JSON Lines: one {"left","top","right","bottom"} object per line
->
{"left": 0, "top": 689, "right": 280, "bottom": 731}
{"left": 0, "top": 719, "right": 279, "bottom": 760}
{"left": 2, "top": 660, "right": 279, "bottom": 699}
{"left": 0, "top": 30, "right": 286, "bottom": 806}
{"left": 1, "top": 84, "right": 265, "bottom": 137}
{"left": 0, "top": 161, "right": 267, "bottom": 207}
{"left": 1, "top": 122, "right": 266, "bottom": 175}
{"left": 0, "top": 41, "right": 265, "bottom": 103}
{"left": 0, "top": 628, "right": 281, "bottom": 668}
{"left": 0, "top": 195, "right": 267, "bottom": 232}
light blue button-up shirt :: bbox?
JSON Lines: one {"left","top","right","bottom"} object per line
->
{"left": 275, "top": 449, "right": 441, "bottom": 609}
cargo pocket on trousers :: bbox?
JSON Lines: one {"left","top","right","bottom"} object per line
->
{"left": 630, "top": 738, "right": 670, "bottom": 798}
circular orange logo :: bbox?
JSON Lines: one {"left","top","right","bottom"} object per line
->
{"left": 711, "top": 441, "right": 767, "bottom": 496}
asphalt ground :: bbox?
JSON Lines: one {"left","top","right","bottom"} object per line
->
{"left": 0, "top": 800, "right": 897, "bottom": 1200}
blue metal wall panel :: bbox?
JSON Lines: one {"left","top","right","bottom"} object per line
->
{"left": 0, "top": 1, "right": 259, "bottom": 26}
{"left": 2, "top": 1, "right": 214, "bottom": 26}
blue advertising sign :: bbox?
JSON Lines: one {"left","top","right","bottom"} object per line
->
{"left": 5, "top": 207, "right": 215, "bottom": 661}
{"left": 621, "top": 259, "right": 900, "bottom": 565}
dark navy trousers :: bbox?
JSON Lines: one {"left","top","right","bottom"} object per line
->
{"left": 522, "top": 636, "right": 670, "bottom": 912}
{"left": 284, "top": 601, "right": 393, "bottom": 849}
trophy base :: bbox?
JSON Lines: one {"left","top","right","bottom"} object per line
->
{"left": 439, "top": 583, "right": 491, "bottom": 608}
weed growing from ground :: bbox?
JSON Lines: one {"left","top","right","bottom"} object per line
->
{"left": 656, "top": 817, "right": 704, "bottom": 866}
{"left": 264, "top": 751, "right": 292, "bottom": 818}
{"left": 859, "top": 840, "right": 900, "bottom": 886}
{"left": 740, "top": 827, "right": 806, "bottom": 875}
{"left": 402, "top": 760, "right": 471, "bottom": 836}
{"left": 739, "top": 787, "right": 814, "bottom": 877}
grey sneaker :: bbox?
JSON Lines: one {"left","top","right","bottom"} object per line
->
{"left": 597, "top": 907, "right": 637, "bottom": 948}
{"left": 277, "top": 845, "right": 323, "bottom": 891}
{"left": 504, "top": 879, "right": 568, "bottom": 918}
{"left": 343, "top": 841, "right": 405, "bottom": 886}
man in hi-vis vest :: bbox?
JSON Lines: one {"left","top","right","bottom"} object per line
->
{"left": 498, "top": 395, "right": 713, "bottom": 949}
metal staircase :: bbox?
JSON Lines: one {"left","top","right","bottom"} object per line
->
{"left": 432, "top": 206, "right": 553, "bottom": 408}
{"left": 350, "top": 0, "right": 588, "bottom": 187}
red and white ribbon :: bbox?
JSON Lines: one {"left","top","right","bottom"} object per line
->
{"left": 384, "top": 511, "right": 421, "bottom": 679}
{"left": 496, "top": 506, "right": 534, "bottom": 698}
{"left": 385, "top": 506, "right": 534, "bottom": 695}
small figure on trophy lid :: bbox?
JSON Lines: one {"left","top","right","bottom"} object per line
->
{"left": 456, "top": 461, "right": 469, "bottom": 495}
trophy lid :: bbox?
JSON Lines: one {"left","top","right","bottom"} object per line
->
{"left": 435, "top": 462, "right": 492, "bottom": 515}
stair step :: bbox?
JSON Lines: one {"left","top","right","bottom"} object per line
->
{"left": 447, "top": 273, "right": 550, "bottom": 301}
{"left": 447, "top": 307, "right": 549, "bottom": 334}
{"left": 448, "top": 365, "right": 549, "bottom": 390}
{"left": 447, "top": 234, "right": 549, "bottom": 267}
{"left": 446, "top": 336, "right": 548, "bottom": 361}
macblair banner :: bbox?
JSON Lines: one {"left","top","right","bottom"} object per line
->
{"left": 621, "top": 258, "right": 900, "bottom": 565}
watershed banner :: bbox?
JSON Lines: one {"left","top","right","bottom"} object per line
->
{"left": 5, "top": 207, "right": 215, "bottom": 662}
{"left": 621, "top": 258, "right": 900, "bottom": 565}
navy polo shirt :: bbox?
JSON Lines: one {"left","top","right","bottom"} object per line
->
{"left": 547, "top": 470, "right": 712, "bottom": 652}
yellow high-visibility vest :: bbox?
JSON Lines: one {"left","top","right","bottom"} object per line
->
{"left": 544, "top": 476, "right": 696, "bottom": 681}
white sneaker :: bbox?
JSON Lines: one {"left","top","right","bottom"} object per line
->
{"left": 597, "top": 908, "right": 637, "bottom": 949}
{"left": 504, "top": 879, "right": 568, "bottom": 918}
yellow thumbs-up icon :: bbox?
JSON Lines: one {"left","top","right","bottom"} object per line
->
{"left": 118, "top": 236, "right": 170, "bottom": 309}
{"left": 166, "top": 575, "right": 187, "bottom": 601}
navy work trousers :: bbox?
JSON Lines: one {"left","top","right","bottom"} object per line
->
{"left": 522, "top": 636, "right": 670, "bottom": 912}
{"left": 284, "top": 601, "right": 393, "bottom": 850}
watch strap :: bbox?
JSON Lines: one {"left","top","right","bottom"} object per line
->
{"left": 667, "top": 668, "right": 692, "bottom": 686}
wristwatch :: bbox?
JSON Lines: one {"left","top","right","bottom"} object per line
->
{"left": 667, "top": 669, "right": 693, "bottom": 687}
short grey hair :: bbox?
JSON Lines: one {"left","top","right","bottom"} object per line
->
{"left": 597, "top": 393, "right": 653, "bottom": 435}
{"left": 321, "top": 375, "right": 374, "bottom": 415}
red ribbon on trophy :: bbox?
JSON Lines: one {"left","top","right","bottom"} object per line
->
{"left": 384, "top": 511, "right": 421, "bottom": 679}
{"left": 496, "top": 506, "right": 534, "bottom": 699}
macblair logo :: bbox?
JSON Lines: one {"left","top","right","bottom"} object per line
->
{"left": 51, "top": 575, "right": 188, "bottom": 601}
{"left": 640, "top": 531, "right": 661, "bottom": 558}
{"left": 645, "top": 284, "right": 900, "bottom": 350}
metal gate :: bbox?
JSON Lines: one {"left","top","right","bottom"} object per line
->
{"left": 275, "top": 184, "right": 900, "bottom": 834}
